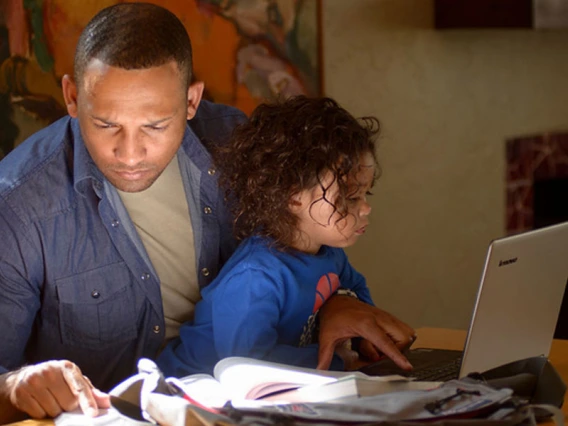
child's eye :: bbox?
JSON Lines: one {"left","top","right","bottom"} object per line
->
{"left": 348, "top": 191, "right": 373, "bottom": 203}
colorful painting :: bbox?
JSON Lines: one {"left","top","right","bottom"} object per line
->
{"left": 0, "top": 0, "right": 322, "bottom": 159}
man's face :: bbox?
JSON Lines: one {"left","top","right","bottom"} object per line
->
{"left": 66, "top": 59, "right": 200, "bottom": 192}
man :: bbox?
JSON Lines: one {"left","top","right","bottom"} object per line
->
{"left": 0, "top": 3, "right": 414, "bottom": 422}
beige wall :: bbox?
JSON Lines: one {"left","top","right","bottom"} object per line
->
{"left": 323, "top": 0, "right": 568, "bottom": 329}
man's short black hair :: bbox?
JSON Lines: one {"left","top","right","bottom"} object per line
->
{"left": 74, "top": 2, "right": 193, "bottom": 89}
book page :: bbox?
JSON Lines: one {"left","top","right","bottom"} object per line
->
{"left": 214, "top": 357, "right": 348, "bottom": 400}
{"left": 261, "top": 376, "right": 441, "bottom": 404}
{"left": 54, "top": 407, "right": 150, "bottom": 426}
{"left": 173, "top": 374, "right": 230, "bottom": 408}
{"left": 214, "top": 357, "right": 414, "bottom": 401}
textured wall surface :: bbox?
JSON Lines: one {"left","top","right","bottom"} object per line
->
{"left": 323, "top": 0, "right": 568, "bottom": 329}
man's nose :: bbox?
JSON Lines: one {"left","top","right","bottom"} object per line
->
{"left": 114, "top": 131, "right": 146, "bottom": 166}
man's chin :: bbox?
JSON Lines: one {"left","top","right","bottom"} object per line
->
{"left": 109, "top": 177, "right": 156, "bottom": 193}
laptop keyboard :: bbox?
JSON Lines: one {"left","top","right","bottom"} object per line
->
{"left": 407, "top": 355, "right": 462, "bottom": 381}
{"left": 358, "top": 348, "right": 464, "bottom": 382}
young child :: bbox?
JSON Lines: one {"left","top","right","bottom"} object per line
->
{"left": 157, "top": 96, "right": 381, "bottom": 377}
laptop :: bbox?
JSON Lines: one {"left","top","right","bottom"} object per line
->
{"left": 359, "top": 221, "right": 568, "bottom": 381}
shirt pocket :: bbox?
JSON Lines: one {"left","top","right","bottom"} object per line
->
{"left": 56, "top": 263, "right": 138, "bottom": 350}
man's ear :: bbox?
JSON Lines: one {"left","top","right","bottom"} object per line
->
{"left": 186, "top": 81, "right": 204, "bottom": 120}
{"left": 61, "top": 74, "right": 78, "bottom": 117}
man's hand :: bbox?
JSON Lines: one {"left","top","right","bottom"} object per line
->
{"left": 317, "top": 295, "right": 415, "bottom": 371}
{"left": 0, "top": 360, "right": 110, "bottom": 423}
{"left": 334, "top": 340, "right": 361, "bottom": 371}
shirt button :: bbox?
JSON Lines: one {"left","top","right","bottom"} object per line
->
{"left": 91, "top": 290, "right": 100, "bottom": 299}
{"left": 141, "top": 273, "right": 151, "bottom": 281}
{"left": 111, "top": 220, "right": 120, "bottom": 227}
{"left": 204, "top": 206, "right": 212, "bottom": 214}
{"left": 208, "top": 168, "right": 216, "bottom": 175}
{"left": 153, "top": 325, "right": 160, "bottom": 334}
{"left": 201, "top": 268, "right": 210, "bottom": 277}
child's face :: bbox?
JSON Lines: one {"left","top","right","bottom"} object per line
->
{"left": 291, "top": 152, "right": 375, "bottom": 254}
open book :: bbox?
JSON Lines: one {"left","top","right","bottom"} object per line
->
{"left": 55, "top": 357, "right": 439, "bottom": 425}
{"left": 179, "top": 356, "right": 434, "bottom": 406}
{"left": 261, "top": 374, "right": 439, "bottom": 403}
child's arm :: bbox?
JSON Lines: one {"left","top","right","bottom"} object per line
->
{"left": 212, "top": 268, "right": 344, "bottom": 371}
{"left": 333, "top": 248, "right": 373, "bottom": 304}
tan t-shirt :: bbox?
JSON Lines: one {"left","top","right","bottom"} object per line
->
{"left": 118, "top": 154, "right": 199, "bottom": 340}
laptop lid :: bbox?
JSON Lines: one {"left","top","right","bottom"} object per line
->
{"left": 458, "top": 221, "right": 568, "bottom": 377}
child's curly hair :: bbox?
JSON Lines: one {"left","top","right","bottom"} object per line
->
{"left": 213, "top": 95, "right": 381, "bottom": 249}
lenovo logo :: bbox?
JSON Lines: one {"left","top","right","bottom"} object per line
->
{"left": 499, "top": 257, "right": 517, "bottom": 267}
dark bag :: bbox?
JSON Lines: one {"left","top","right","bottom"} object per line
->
{"left": 465, "top": 355, "right": 566, "bottom": 423}
{"left": 471, "top": 356, "right": 566, "bottom": 407}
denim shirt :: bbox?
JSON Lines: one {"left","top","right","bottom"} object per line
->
{"left": 0, "top": 100, "right": 246, "bottom": 391}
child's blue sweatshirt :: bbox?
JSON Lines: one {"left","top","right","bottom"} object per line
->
{"left": 157, "top": 236, "right": 373, "bottom": 377}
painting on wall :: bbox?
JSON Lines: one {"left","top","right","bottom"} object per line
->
{"left": 0, "top": 0, "right": 322, "bottom": 159}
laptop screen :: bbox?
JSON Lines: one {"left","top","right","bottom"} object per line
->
{"left": 460, "top": 221, "right": 568, "bottom": 376}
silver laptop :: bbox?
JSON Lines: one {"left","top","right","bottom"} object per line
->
{"left": 360, "top": 221, "right": 568, "bottom": 380}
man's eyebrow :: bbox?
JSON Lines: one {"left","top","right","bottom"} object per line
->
{"left": 89, "top": 115, "right": 175, "bottom": 126}
{"left": 145, "top": 116, "right": 174, "bottom": 126}
{"left": 90, "top": 115, "right": 116, "bottom": 125}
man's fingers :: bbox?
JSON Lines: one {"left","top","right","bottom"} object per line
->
{"left": 316, "top": 341, "right": 335, "bottom": 370}
{"left": 374, "top": 339, "right": 412, "bottom": 371}
{"left": 35, "top": 387, "right": 66, "bottom": 418}
{"left": 358, "top": 339, "right": 381, "bottom": 362}
{"left": 372, "top": 310, "right": 415, "bottom": 348}
{"left": 5, "top": 361, "right": 105, "bottom": 421}
{"left": 391, "top": 327, "right": 417, "bottom": 349}
{"left": 93, "top": 388, "right": 111, "bottom": 409}
{"left": 10, "top": 364, "right": 70, "bottom": 419}
{"left": 82, "top": 375, "right": 110, "bottom": 409}
{"left": 12, "top": 390, "right": 46, "bottom": 419}
{"left": 397, "top": 334, "right": 417, "bottom": 353}
{"left": 62, "top": 363, "right": 98, "bottom": 417}
{"left": 317, "top": 295, "right": 416, "bottom": 371}
{"left": 356, "top": 325, "right": 413, "bottom": 370}
{"left": 380, "top": 343, "right": 413, "bottom": 371}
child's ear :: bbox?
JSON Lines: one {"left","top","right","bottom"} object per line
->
{"left": 288, "top": 193, "right": 303, "bottom": 212}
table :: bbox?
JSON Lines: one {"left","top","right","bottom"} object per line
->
{"left": 8, "top": 327, "right": 568, "bottom": 425}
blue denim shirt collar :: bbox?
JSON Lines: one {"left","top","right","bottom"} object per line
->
{"left": 70, "top": 115, "right": 215, "bottom": 283}
{"left": 71, "top": 118, "right": 105, "bottom": 198}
